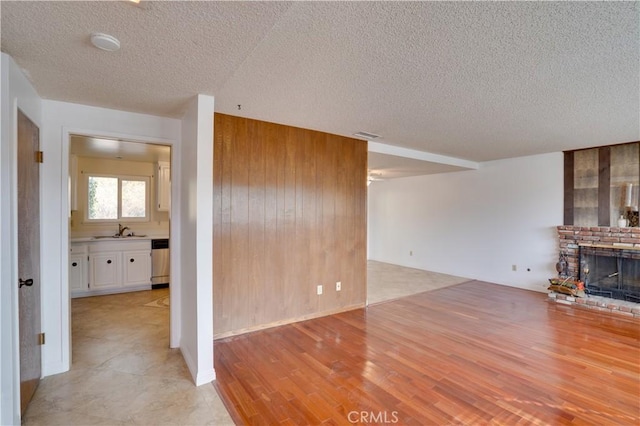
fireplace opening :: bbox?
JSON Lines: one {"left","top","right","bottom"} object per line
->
{"left": 579, "top": 246, "right": 640, "bottom": 303}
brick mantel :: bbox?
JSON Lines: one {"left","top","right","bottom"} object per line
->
{"left": 557, "top": 226, "right": 640, "bottom": 278}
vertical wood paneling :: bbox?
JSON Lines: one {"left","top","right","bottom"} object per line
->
{"left": 598, "top": 146, "right": 611, "bottom": 226}
{"left": 563, "top": 151, "right": 574, "bottom": 225}
{"left": 213, "top": 114, "right": 367, "bottom": 337}
{"left": 263, "top": 122, "right": 280, "bottom": 317}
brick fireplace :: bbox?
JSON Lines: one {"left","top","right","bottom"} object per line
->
{"left": 553, "top": 226, "right": 640, "bottom": 317}
{"left": 557, "top": 226, "right": 640, "bottom": 275}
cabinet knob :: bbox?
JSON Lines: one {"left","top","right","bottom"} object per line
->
{"left": 107, "top": 259, "right": 112, "bottom": 264}
{"left": 130, "top": 258, "right": 135, "bottom": 263}
{"left": 72, "top": 262, "right": 78, "bottom": 267}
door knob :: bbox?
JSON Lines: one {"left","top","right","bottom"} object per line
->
{"left": 107, "top": 259, "right": 112, "bottom": 264}
{"left": 19, "top": 278, "right": 34, "bottom": 288}
{"left": 130, "top": 258, "right": 134, "bottom": 263}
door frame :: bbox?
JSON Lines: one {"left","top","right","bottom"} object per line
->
{"left": 60, "top": 127, "right": 181, "bottom": 364}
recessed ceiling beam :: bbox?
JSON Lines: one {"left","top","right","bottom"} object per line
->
{"left": 368, "top": 142, "right": 479, "bottom": 170}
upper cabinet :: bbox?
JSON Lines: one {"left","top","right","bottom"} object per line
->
{"left": 70, "top": 154, "right": 78, "bottom": 211}
{"left": 157, "top": 161, "right": 171, "bottom": 212}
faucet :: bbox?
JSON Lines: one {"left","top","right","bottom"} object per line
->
{"left": 118, "top": 224, "right": 130, "bottom": 237}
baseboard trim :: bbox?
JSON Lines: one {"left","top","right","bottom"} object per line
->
{"left": 180, "top": 344, "right": 197, "bottom": 384}
{"left": 180, "top": 343, "right": 216, "bottom": 386}
{"left": 214, "top": 303, "right": 366, "bottom": 340}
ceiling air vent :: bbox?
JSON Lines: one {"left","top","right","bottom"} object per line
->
{"left": 353, "top": 131, "right": 380, "bottom": 140}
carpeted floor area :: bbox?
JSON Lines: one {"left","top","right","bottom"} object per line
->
{"left": 367, "top": 260, "right": 470, "bottom": 305}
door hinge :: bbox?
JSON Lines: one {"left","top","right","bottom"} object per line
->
{"left": 35, "top": 151, "right": 44, "bottom": 163}
{"left": 38, "top": 333, "right": 45, "bottom": 345}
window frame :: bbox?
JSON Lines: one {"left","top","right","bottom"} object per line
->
{"left": 84, "top": 173, "right": 151, "bottom": 224}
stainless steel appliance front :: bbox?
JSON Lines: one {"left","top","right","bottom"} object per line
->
{"left": 151, "top": 239, "right": 170, "bottom": 287}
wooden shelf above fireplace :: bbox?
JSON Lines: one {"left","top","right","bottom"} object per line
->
{"left": 578, "top": 243, "right": 640, "bottom": 251}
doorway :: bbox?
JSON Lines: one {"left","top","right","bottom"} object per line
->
{"left": 68, "top": 134, "right": 172, "bottom": 358}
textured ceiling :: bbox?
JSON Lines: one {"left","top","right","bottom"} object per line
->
{"left": 2, "top": 1, "right": 638, "bottom": 164}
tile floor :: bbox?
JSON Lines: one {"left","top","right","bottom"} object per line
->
{"left": 22, "top": 289, "right": 234, "bottom": 425}
{"left": 23, "top": 261, "right": 465, "bottom": 425}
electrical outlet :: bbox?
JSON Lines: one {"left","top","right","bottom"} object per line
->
{"left": 512, "top": 264, "right": 517, "bottom": 271}
{"left": 317, "top": 285, "right": 323, "bottom": 295}
{"left": 336, "top": 281, "right": 341, "bottom": 291}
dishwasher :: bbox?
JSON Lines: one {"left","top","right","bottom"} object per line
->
{"left": 151, "top": 238, "right": 170, "bottom": 288}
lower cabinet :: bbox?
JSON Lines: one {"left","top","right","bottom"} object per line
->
{"left": 69, "top": 254, "right": 88, "bottom": 293}
{"left": 90, "top": 252, "right": 121, "bottom": 290}
{"left": 71, "top": 240, "right": 151, "bottom": 298}
{"left": 123, "top": 250, "right": 152, "bottom": 287}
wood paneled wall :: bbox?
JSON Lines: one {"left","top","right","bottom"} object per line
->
{"left": 213, "top": 114, "right": 368, "bottom": 338}
{"left": 564, "top": 141, "right": 640, "bottom": 226}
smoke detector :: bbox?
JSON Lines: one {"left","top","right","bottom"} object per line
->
{"left": 90, "top": 33, "right": 120, "bottom": 52}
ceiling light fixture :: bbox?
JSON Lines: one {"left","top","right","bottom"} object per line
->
{"left": 367, "top": 171, "right": 383, "bottom": 186}
{"left": 90, "top": 33, "right": 120, "bottom": 52}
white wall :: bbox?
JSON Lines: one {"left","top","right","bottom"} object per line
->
{"left": 179, "top": 94, "right": 215, "bottom": 386}
{"left": 0, "top": 53, "right": 42, "bottom": 426}
{"left": 368, "top": 152, "right": 564, "bottom": 293}
{"left": 40, "top": 100, "right": 181, "bottom": 377}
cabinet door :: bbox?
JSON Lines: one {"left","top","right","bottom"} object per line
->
{"left": 70, "top": 154, "right": 78, "bottom": 211}
{"left": 69, "top": 254, "right": 87, "bottom": 292}
{"left": 123, "top": 250, "right": 151, "bottom": 286}
{"left": 157, "top": 162, "right": 171, "bottom": 212}
{"left": 90, "top": 253, "right": 120, "bottom": 289}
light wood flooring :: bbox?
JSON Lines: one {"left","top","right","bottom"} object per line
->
{"left": 215, "top": 281, "right": 640, "bottom": 425}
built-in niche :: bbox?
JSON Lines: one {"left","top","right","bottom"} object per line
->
{"left": 564, "top": 142, "right": 639, "bottom": 227}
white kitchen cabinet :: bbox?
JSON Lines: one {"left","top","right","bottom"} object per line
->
{"left": 123, "top": 250, "right": 151, "bottom": 287}
{"left": 69, "top": 254, "right": 88, "bottom": 293}
{"left": 90, "top": 252, "right": 121, "bottom": 290}
{"left": 156, "top": 161, "right": 171, "bottom": 212}
{"left": 70, "top": 243, "right": 89, "bottom": 295}
{"left": 70, "top": 239, "right": 152, "bottom": 297}
{"left": 69, "top": 154, "right": 78, "bottom": 211}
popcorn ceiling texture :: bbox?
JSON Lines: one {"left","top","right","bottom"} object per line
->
{"left": 2, "top": 1, "right": 638, "bottom": 162}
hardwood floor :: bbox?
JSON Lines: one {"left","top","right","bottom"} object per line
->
{"left": 214, "top": 281, "right": 640, "bottom": 425}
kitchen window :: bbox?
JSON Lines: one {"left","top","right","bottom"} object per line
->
{"left": 86, "top": 174, "right": 150, "bottom": 222}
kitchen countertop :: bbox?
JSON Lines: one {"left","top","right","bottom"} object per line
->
{"left": 71, "top": 235, "right": 169, "bottom": 243}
